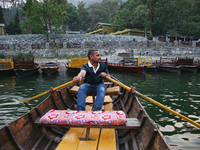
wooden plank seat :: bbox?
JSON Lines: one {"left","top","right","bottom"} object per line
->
{"left": 69, "top": 85, "right": 120, "bottom": 95}
{"left": 69, "top": 86, "right": 120, "bottom": 105}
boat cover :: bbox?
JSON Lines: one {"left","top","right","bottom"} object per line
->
{"left": 40, "top": 109, "right": 127, "bottom": 126}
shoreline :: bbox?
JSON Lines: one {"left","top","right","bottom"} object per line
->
{"left": 35, "top": 49, "right": 200, "bottom": 69}
{"left": 35, "top": 55, "right": 200, "bottom": 69}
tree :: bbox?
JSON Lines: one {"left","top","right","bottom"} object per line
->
{"left": 132, "top": 4, "right": 149, "bottom": 37}
{"left": 112, "top": 0, "right": 142, "bottom": 30}
{"left": 22, "top": 0, "right": 68, "bottom": 41}
{"left": 6, "top": 21, "right": 15, "bottom": 35}
{"left": 64, "top": 2, "right": 79, "bottom": 31}
{"left": 14, "top": 9, "right": 22, "bottom": 34}
{"left": 88, "top": 0, "right": 121, "bottom": 31}
{"left": 77, "top": 1, "right": 90, "bottom": 31}
{"left": 0, "top": 6, "right": 5, "bottom": 24}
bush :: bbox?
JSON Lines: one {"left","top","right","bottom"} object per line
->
{"left": 0, "top": 54, "right": 5, "bottom": 59}
{"left": 13, "top": 52, "right": 34, "bottom": 59}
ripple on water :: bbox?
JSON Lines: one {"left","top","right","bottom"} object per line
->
{"left": 165, "top": 132, "right": 200, "bottom": 150}
{"left": 160, "top": 125, "right": 175, "bottom": 132}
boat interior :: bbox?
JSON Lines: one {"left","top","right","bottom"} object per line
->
{"left": 0, "top": 79, "right": 170, "bottom": 150}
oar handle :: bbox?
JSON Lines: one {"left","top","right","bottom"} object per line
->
{"left": 22, "top": 80, "right": 74, "bottom": 103}
{"left": 105, "top": 76, "right": 200, "bottom": 129}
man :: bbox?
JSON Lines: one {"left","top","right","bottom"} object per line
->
{"left": 73, "top": 50, "right": 110, "bottom": 111}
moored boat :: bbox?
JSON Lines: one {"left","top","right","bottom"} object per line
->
{"left": 66, "top": 57, "right": 88, "bottom": 73}
{"left": 176, "top": 57, "right": 199, "bottom": 73}
{"left": 156, "top": 57, "right": 182, "bottom": 74}
{"left": 107, "top": 62, "right": 147, "bottom": 73}
{"left": 40, "top": 62, "right": 59, "bottom": 75}
{"left": 0, "top": 76, "right": 170, "bottom": 150}
{"left": 0, "top": 59, "right": 14, "bottom": 76}
{"left": 104, "top": 57, "right": 154, "bottom": 73}
{"left": 13, "top": 58, "right": 39, "bottom": 77}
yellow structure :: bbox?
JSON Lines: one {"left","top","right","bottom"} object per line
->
{"left": 137, "top": 57, "right": 152, "bottom": 66}
{"left": 0, "top": 59, "right": 14, "bottom": 69}
{"left": 110, "top": 28, "right": 151, "bottom": 37}
{"left": 0, "top": 24, "right": 6, "bottom": 35}
{"left": 68, "top": 57, "right": 88, "bottom": 67}
{"left": 87, "top": 22, "right": 117, "bottom": 35}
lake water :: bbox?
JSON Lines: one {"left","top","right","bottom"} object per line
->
{"left": 0, "top": 69, "right": 200, "bottom": 149}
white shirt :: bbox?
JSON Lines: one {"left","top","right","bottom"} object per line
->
{"left": 88, "top": 61, "right": 100, "bottom": 74}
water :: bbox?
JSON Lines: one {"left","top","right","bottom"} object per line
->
{"left": 0, "top": 69, "right": 200, "bottom": 149}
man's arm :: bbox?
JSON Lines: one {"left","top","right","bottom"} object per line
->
{"left": 73, "top": 70, "right": 86, "bottom": 83}
{"left": 99, "top": 72, "right": 110, "bottom": 78}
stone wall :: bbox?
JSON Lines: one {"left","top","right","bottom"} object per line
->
{"left": 0, "top": 34, "right": 199, "bottom": 58}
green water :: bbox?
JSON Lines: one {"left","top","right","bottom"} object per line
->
{"left": 0, "top": 70, "right": 200, "bottom": 149}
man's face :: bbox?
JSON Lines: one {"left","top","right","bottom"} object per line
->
{"left": 91, "top": 51, "right": 101, "bottom": 63}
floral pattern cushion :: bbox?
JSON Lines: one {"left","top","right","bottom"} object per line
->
{"left": 40, "top": 110, "right": 127, "bottom": 126}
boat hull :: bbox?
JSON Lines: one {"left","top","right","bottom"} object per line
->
{"left": 0, "top": 77, "right": 170, "bottom": 150}
{"left": 158, "top": 66, "right": 182, "bottom": 74}
{"left": 0, "top": 69, "right": 14, "bottom": 76}
{"left": 40, "top": 63, "right": 59, "bottom": 75}
{"left": 146, "top": 66, "right": 158, "bottom": 72}
{"left": 107, "top": 63, "right": 146, "bottom": 73}
{"left": 14, "top": 66, "right": 40, "bottom": 77}
{"left": 181, "top": 65, "right": 199, "bottom": 73}
{"left": 67, "top": 66, "right": 81, "bottom": 73}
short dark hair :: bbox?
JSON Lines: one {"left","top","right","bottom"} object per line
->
{"left": 88, "top": 49, "right": 98, "bottom": 59}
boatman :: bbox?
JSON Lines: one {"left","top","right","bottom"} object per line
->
{"left": 73, "top": 49, "right": 110, "bottom": 111}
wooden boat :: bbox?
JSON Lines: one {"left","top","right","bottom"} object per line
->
{"left": 0, "top": 59, "right": 14, "bottom": 76}
{"left": 13, "top": 58, "right": 40, "bottom": 77}
{"left": 176, "top": 57, "right": 199, "bottom": 73}
{"left": 156, "top": 57, "right": 182, "bottom": 74}
{"left": 104, "top": 57, "right": 154, "bottom": 73}
{"left": 107, "top": 62, "right": 147, "bottom": 73}
{"left": 66, "top": 57, "right": 88, "bottom": 73}
{"left": 0, "top": 76, "right": 170, "bottom": 150}
{"left": 40, "top": 62, "right": 59, "bottom": 75}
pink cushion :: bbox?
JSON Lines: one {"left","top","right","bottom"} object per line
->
{"left": 40, "top": 110, "right": 127, "bottom": 126}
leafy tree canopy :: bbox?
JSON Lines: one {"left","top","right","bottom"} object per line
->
{"left": 22, "top": 0, "right": 68, "bottom": 40}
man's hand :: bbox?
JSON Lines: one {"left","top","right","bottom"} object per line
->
{"left": 73, "top": 76, "right": 82, "bottom": 83}
{"left": 99, "top": 72, "right": 110, "bottom": 78}
{"left": 73, "top": 70, "right": 86, "bottom": 83}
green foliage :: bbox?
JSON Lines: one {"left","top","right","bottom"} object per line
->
{"left": 0, "top": 54, "right": 5, "bottom": 59}
{"left": 5, "top": 9, "right": 21, "bottom": 35}
{"left": 6, "top": 21, "right": 15, "bottom": 35}
{"left": 88, "top": 0, "right": 121, "bottom": 30}
{"left": 13, "top": 52, "right": 34, "bottom": 59}
{"left": 64, "top": 2, "right": 79, "bottom": 31}
{"left": 77, "top": 1, "right": 90, "bottom": 31}
{"left": 111, "top": 0, "right": 200, "bottom": 38}
{"left": 2, "top": 0, "right": 200, "bottom": 38}
{"left": 14, "top": 9, "right": 22, "bottom": 34}
{"left": 22, "top": 0, "right": 68, "bottom": 40}
{"left": 0, "top": 6, "right": 5, "bottom": 24}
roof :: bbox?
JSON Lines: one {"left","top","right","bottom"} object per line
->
{"left": 0, "top": 24, "right": 5, "bottom": 27}
{"left": 110, "top": 29, "right": 150, "bottom": 35}
{"left": 95, "top": 22, "right": 118, "bottom": 28}
{"left": 88, "top": 29, "right": 103, "bottom": 34}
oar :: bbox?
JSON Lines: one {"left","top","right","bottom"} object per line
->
{"left": 105, "top": 76, "right": 200, "bottom": 128}
{"left": 22, "top": 80, "right": 74, "bottom": 103}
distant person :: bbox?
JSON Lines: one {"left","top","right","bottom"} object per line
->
{"left": 73, "top": 50, "right": 110, "bottom": 111}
